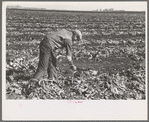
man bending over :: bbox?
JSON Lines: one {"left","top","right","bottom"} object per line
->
{"left": 30, "top": 29, "right": 82, "bottom": 83}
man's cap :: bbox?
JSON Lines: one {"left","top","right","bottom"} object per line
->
{"left": 73, "top": 29, "right": 82, "bottom": 40}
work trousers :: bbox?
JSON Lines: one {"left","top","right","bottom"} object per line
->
{"left": 33, "top": 38, "right": 57, "bottom": 80}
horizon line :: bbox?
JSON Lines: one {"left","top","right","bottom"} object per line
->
{"left": 6, "top": 7, "right": 145, "bottom": 13}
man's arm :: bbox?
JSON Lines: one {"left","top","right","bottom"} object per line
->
{"left": 65, "top": 39, "right": 77, "bottom": 70}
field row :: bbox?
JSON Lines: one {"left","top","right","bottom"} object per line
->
{"left": 6, "top": 9, "right": 145, "bottom": 38}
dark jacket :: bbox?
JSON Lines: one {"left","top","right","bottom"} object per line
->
{"left": 46, "top": 29, "right": 73, "bottom": 57}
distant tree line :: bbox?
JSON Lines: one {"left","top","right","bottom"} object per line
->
{"left": 6, "top": 5, "right": 46, "bottom": 10}
{"left": 92, "top": 8, "right": 125, "bottom": 11}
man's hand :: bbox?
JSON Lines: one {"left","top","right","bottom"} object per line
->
{"left": 67, "top": 56, "right": 77, "bottom": 70}
{"left": 67, "top": 55, "right": 72, "bottom": 62}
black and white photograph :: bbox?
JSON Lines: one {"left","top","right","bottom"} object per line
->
{"left": 2, "top": 1, "right": 148, "bottom": 120}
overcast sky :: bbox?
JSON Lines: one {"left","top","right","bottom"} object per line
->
{"left": 3, "top": 1, "right": 147, "bottom": 11}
